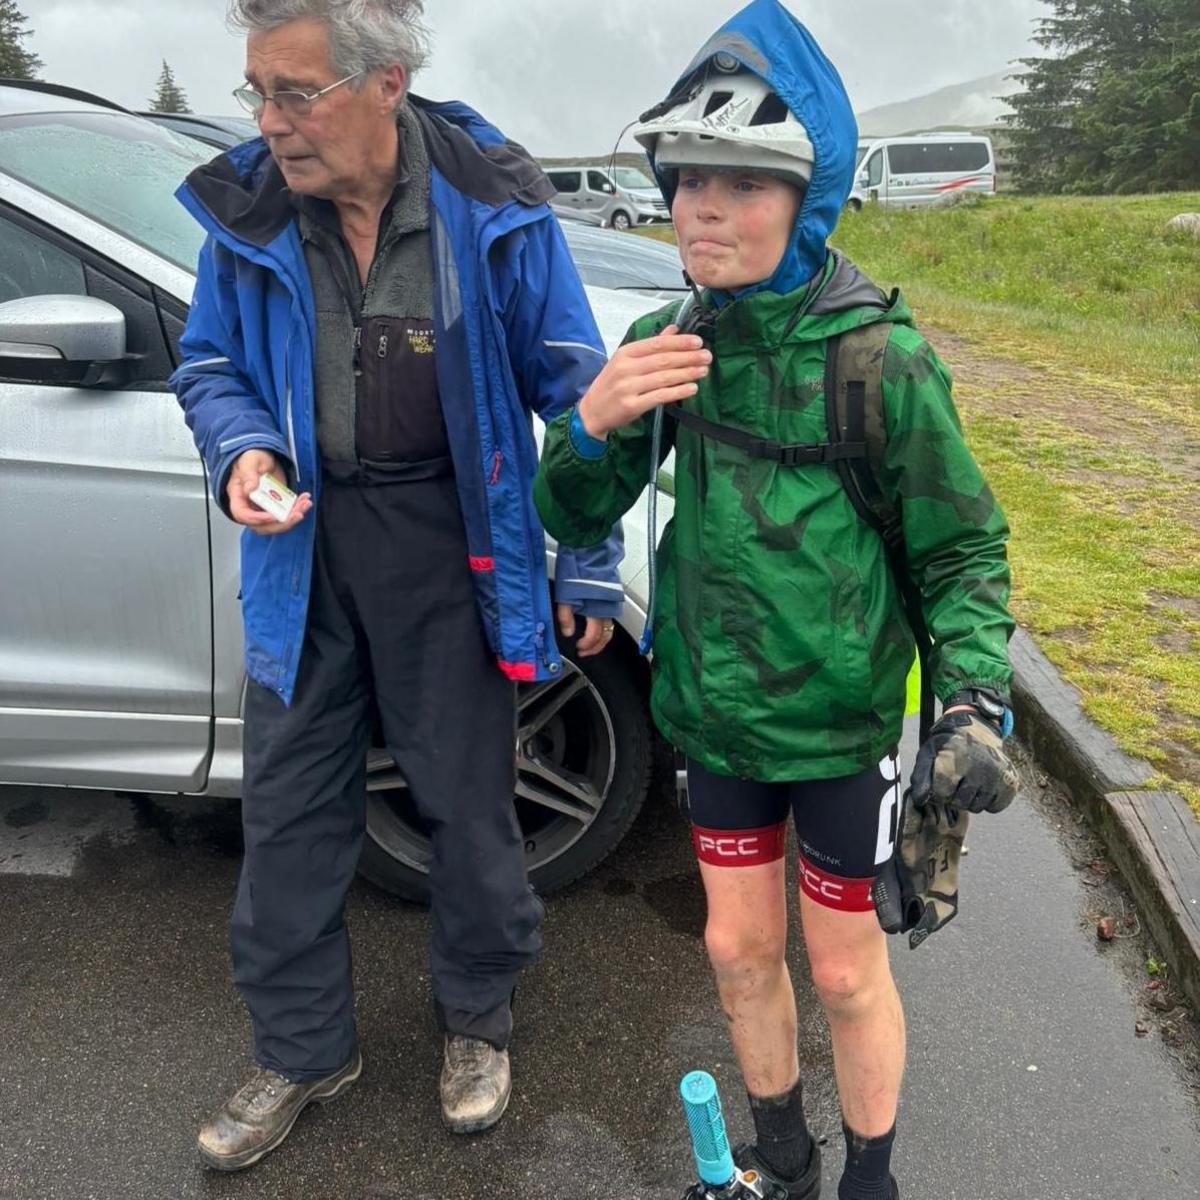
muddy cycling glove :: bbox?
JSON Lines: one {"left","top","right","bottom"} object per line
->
{"left": 872, "top": 788, "right": 967, "bottom": 948}
{"left": 910, "top": 694, "right": 1018, "bottom": 815}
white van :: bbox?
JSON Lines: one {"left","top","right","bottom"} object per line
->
{"left": 848, "top": 133, "right": 995, "bottom": 209}
{"left": 543, "top": 164, "right": 668, "bottom": 230}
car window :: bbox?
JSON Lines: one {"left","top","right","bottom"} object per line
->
{"left": 548, "top": 171, "right": 581, "bottom": 194}
{"left": 0, "top": 111, "right": 211, "bottom": 270}
{"left": 587, "top": 170, "right": 612, "bottom": 194}
{"left": 0, "top": 210, "right": 87, "bottom": 304}
{"left": 865, "top": 151, "right": 883, "bottom": 187}
{"left": 887, "top": 141, "right": 991, "bottom": 175}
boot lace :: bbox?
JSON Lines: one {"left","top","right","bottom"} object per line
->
{"left": 236, "top": 1066, "right": 291, "bottom": 1110}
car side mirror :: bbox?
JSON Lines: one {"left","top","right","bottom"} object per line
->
{"left": 0, "top": 295, "right": 128, "bottom": 386}
{"left": 602, "top": 182, "right": 615, "bottom": 194}
{"left": 856, "top": 172, "right": 868, "bottom": 188}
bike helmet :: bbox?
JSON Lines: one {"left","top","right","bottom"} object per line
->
{"left": 632, "top": 54, "right": 814, "bottom": 188}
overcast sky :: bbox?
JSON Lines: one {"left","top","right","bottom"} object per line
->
{"left": 22, "top": 0, "right": 1045, "bottom": 155}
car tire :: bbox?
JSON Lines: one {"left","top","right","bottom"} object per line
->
{"left": 846, "top": 197, "right": 863, "bottom": 212}
{"left": 610, "top": 210, "right": 632, "bottom": 231}
{"left": 357, "top": 633, "right": 654, "bottom": 902}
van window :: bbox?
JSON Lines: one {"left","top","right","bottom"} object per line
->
{"left": 887, "top": 142, "right": 990, "bottom": 175}
{"left": 614, "top": 167, "right": 655, "bottom": 189}
{"left": 855, "top": 145, "right": 870, "bottom": 169}
{"left": 547, "top": 171, "right": 582, "bottom": 194}
{"left": 587, "top": 170, "right": 613, "bottom": 194}
{"left": 864, "top": 151, "right": 883, "bottom": 188}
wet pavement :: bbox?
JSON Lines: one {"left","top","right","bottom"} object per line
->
{"left": 1, "top": 747, "right": 1198, "bottom": 1200}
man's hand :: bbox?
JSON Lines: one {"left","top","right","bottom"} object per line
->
{"left": 576, "top": 325, "right": 711, "bottom": 440}
{"left": 910, "top": 707, "right": 1018, "bottom": 814}
{"left": 227, "top": 449, "right": 313, "bottom": 535}
{"left": 556, "top": 602, "right": 615, "bottom": 659}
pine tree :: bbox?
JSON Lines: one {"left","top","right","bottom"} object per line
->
{"left": 149, "top": 59, "right": 191, "bottom": 113}
{"left": 0, "top": 0, "right": 43, "bottom": 80}
{"left": 1006, "top": 0, "right": 1200, "bottom": 193}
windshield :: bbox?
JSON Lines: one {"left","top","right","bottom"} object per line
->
{"left": 0, "top": 110, "right": 211, "bottom": 270}
{"left": 614, "top": 167, "right": 655, "bottom": 190}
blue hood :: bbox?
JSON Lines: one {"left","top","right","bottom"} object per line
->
{"left": 645, "top": 0, "right": 858, "bottom": 300}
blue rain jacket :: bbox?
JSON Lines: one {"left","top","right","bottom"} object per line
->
{"left": 171, "top": 98, "right": 623, "bottom": 703}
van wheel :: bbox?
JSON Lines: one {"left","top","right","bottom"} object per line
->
{"left": 847, "top": 197, "right": 863, "bottom": 212}
{"left": 610, "top": 210, "right": 632, "bottom": 231}
{"left": 358, "top": 635, "right": 653, "bottom": 902}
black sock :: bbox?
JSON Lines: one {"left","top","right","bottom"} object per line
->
{"left": 748, "top": 1079, "right": 811, "bottom": 1181}
{"left": 837, "top": 1122, "right": 896, "bottom": 1200}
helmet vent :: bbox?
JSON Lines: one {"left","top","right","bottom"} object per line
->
{"left": 703, "top": 91, "right": 733, "bottom": 118}
{"left": 749, "top": 94, "right": 789, "bottom": 127}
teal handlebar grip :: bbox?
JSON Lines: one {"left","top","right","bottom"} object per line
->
{"left": 680, "top": 1070, "right": 735, "bottom": 1188}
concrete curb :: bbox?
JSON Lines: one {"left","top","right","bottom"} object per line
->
{"left": 1010, "top": 628, "right": 1200, "bottom": 1013}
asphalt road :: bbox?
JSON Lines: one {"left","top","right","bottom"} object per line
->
{"left": 1, "top": 745, "right": 1198, "bottom": 1200}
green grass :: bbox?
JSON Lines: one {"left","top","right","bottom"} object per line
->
{"left": 830, "top": 194, "right": 1200, "bottom": 392}
{"left": 633, "top": 196, "right": 1200, "bottom": 809}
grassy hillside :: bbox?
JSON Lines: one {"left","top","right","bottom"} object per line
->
{"left": 635, "top": 195, "right": 1200, "bottom": 807}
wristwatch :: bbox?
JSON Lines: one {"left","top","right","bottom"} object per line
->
{"left": 945, "top": 686, "right": 1014, "bottom": 739}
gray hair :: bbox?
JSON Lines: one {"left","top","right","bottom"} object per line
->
{"left": 229, "top": 0, "right": 432, "bottom": 91}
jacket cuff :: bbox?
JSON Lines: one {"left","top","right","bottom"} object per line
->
{"left": 568, "top": 404, "right": 608, "bottom": 460}
{"left": 555, "top": 576, "right": 625, "bottom": 617}
{"left": 561, "top": 595, "right": 624, "bottom": 619}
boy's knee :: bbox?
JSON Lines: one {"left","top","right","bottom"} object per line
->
{"left": 704, "top": 920, "right": 786, "bottom": 985}
{"left": 808, "top": 951, "right": 889, "bottom": 1018}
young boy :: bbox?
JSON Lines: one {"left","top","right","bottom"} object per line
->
{"left": 535, "top": 2, "right": 1017, "bottom": 1198}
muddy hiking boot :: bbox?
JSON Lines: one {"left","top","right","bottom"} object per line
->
{"left": 681, "top": 1140, "right": 823, "bottom": 1199}
{"left": 196, "top": 1051, "right": 362, "bottom": 1171}
{"left": 439, "top": 1034, "right": 511, "bottom": 1133}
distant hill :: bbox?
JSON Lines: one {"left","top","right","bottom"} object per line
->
{"left": 856, "top": 70, "right": 1023, "bottom": 137}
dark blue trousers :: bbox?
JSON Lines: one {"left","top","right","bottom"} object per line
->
{"left": 231, "top": 462, "right": 543, "bottom": 1081}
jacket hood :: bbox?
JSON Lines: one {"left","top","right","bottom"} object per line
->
{"left": 644, "top": 0, "right": 858, "bottom": 301}
{"left": 180, "top": 95, "right": 555, "bottom": 248}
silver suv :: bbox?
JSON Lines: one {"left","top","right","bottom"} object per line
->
{"left": 0, "top": 81, "right": 668, "bottom": 900}
{"left": 544, "top": 164, "right": 667, "bottom": 231}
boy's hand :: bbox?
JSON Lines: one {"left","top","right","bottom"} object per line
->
{"left": 227, "top": 450, "right": 313, "bottom": 535}
{"left": 577, "top": 325, "right": 711, "bottom": 439}
{"left": 910, "top": 708, "right": 1018, "bottom": 814}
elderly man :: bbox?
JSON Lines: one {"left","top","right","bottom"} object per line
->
{"left": 171, "top": 0, "right": 623, "bottom": 1171}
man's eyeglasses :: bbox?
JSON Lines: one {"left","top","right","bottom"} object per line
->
{"left": 233, "top": 71, "right": 363, "bottom": 119}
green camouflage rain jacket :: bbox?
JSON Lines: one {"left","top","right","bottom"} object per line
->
{"left": 534, "top": 253, "right": 1014, "bottom": 781}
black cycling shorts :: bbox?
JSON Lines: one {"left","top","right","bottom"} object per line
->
{"left": 686, "top": 753, "right": 902, "bottom": 913}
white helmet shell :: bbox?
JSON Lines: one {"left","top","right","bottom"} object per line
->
{"left": 633, "top": 67, "right": 814, "bottom": 187}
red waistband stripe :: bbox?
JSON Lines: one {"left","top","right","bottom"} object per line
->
{"left": 469, "top": 556, "right": 495, "bottom": 572}
{"left": 692, "top": 823, "right": 787, "bottom": 868}
{"left": 798, "top": 852, "right": 875, "bottom": 912}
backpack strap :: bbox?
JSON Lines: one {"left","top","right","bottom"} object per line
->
{"left": 825, "top": 325, "right": 937, "bottom": 742}
{"left": 667, "top": 406, "right": 866, "bottom": 465}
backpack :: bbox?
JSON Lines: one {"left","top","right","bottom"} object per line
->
{"left": 665, "top": 297, "right": 935, "bottom": 741}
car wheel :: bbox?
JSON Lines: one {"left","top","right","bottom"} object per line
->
{"left": 357, "top": 636, "right": 653, "bottom": 902}
{"left": 610, "top": 210, "right": 632, "bottom": 231}
{"left": 846, "top": 197, "right": 863, "bottom": 212}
